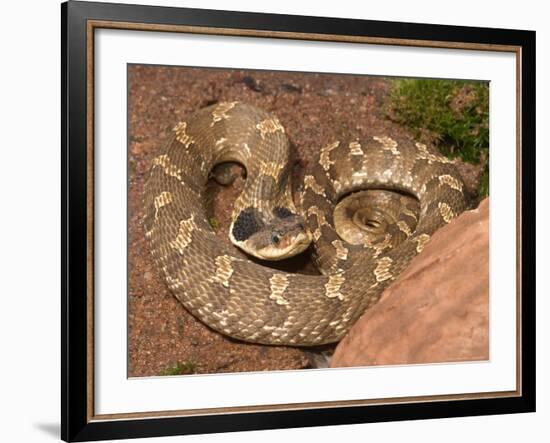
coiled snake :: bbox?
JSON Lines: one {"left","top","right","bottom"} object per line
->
{"left": 143, "top": 102, "right": 469, "bottom": 346}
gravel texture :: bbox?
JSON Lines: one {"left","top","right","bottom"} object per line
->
{"left": 128, "top": 64, "right": 483, "bottom": 377}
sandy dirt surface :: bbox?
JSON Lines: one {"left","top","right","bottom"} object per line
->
{"left": 127, "top": 64, "right": 483, "bottom": 377}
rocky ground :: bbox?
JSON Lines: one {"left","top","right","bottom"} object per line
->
{"left": 127, "top": 64, "right": 485, "bottom": 377}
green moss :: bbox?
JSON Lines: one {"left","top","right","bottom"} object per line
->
{"left": 478, "top": 165, "right": 489, "bottom": 200}
{"left": 387, "top": 78, "right": 489, "bottom": 198}
{"left": 160, "top": 360, "right": 198, "bottom": 376}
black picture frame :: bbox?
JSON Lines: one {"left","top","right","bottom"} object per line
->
{"left": 61, "top": 1, "right": 536, "bottom": 441}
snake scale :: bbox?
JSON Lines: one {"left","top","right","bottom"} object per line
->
{"left": 143, "top": 102, "right": 469, "bottom": 346}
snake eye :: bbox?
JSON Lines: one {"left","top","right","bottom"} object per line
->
{"left": 271, "top": 232, "right": 281, "bottom": 244}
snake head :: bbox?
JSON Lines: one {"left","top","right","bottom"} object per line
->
{"left": 230, "top": 207, "right": 311, "bottom": 261}
{"left": 255, "top": 214, "right": 311, "bottom": 260}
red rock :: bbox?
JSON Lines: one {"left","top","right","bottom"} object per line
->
{"left": 330, "top": 198, "right": 489, "bottom": 368}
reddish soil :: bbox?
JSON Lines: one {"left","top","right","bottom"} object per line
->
{"left": 127, "top": 65, "right": 483, "bottom": 377}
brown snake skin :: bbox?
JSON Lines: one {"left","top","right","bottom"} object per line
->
{"left": 143, "top": 102, "right": 470, "bottom": 346}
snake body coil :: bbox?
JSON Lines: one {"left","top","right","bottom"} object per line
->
{"left": 143, "top": 102, "right": 469, "bottom": 346}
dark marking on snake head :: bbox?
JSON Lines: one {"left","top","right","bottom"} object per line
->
{"left": 273, "top": 207, "right": 293, "bottom": 218}
{"left": 232, "top": 207, "right": 265, "bottom": 241}
{"left": 269, "top": 214, "right": 307, "bottom": 240}
{"left": 273, "top": 206, "right": 306, "bottom": 231}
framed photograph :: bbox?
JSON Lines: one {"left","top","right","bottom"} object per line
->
{"left": 62, "top": 1, "right": 535, "bottom": 441}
